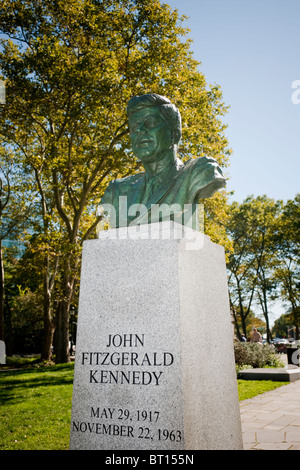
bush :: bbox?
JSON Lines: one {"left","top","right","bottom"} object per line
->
{"left": 10, "top": 290, "right": 44, "bottom": 354}
{"left": 234, "top": 342, "right": 284, "bottom": 369}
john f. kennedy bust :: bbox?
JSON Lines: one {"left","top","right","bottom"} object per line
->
{"left": 99, "top": 93, "right": 226, "bottom": 230}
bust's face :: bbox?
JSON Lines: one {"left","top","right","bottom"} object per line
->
{"left": 128, "top": 106, "right": 172, "bottom": 163}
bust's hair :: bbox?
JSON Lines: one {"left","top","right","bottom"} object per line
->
{"left": 127, "top": 93, "right": 182, "bottom": 145}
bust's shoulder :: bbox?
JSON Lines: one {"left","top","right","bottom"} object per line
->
{"left": 183, "top": 156, "right": 221, "bottom": 171}
{"left": 101, "top": 172, "right": 145, "bottom": 203}
{"left": 114, "top": 172, "right": 145, "bottom": 185}
{"left": 182, "top": 156, "right": 226, "bottom": 200}
{"left": 183, "top": 156, "right": 225, "bottom": 181}
{"left": 105, "top": 172, "right": 145, "bottom": 190}
{"left": 113, "top": 172, "right": 145, "bottom": 195}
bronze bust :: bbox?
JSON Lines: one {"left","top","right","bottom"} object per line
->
{"left": 99, "top": 94, "right": 225, "bottom": 230}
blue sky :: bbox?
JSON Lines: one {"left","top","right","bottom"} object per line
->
{"left": 165, "top": 0, "right": 300, "bottom": 203}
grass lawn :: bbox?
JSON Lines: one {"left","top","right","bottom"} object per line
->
{"left": 0, "top": 359, "right": 290, "bottom": 450}
{"left": 0, "top": 362, "right": 74, "bottom": 450}
{"left": 237, "top": 379, "right": 289, "bottom": 401}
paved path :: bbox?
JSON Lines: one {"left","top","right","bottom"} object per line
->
{"left": 240, "top": 379, "right": 300, "bottom": 450}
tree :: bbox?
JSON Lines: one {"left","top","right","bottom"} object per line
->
{"left": 0, "top": 0, "right": 231, "bottom": 362}
{"left": 10, "top": 286, "right": 44, "bottom": 354}
{"left": 251, "top": 198, "right": 282, "bottom": 342}
{"left": 16, "top": 228, "right": 62, "bottom": 360}
{"left": 0, "top": 155, "right": 11, "bottom": 341}
{"left": 200, "top": 189, "right": 233, "bottom": 262}
{"left": 232, "top": 305, "right": 265, "bottom": 340}
{"left": 0, "top": 144, "right": 33, "bottom": 343}
{"left": 227, "top": 195, "right": 281, "bottom": 341}
{"left": 274, "top": 195, "right": 300, "bottom": 339}
{"left": 272, "top": 313, "right": 295, "bottom": 339}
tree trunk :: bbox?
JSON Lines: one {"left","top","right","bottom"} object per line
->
{"left": 41, "top": 318, "right": 55, "bottom": 361}
{"left": 229, "top": 296, "right": 242, "bottom": 339}
{"left": 241, "top": 312, "right": 247, "bottom": 338}
{"left": 41, "top": 290, "right": 55, "bottom": 361}
{"left": 265, "top": 315, "right": 272, "bottom": 343}
{"left": 41, "top": 252, "right": 58, "bottom": 361}
{"left": 237, "top": 289, "right": 248, "bottom": 337}
{"left": 54, "top": 258, "right": 76, "bottom": 363}
{"left": 259, "top": 287, "right": 272, "bottom": 343}
{"left": 55, "top": 300, "right": 70, "bottom": 363}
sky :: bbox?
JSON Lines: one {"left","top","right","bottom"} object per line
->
{"left": 165, "top": 0, "right": 300, "bottom": 204}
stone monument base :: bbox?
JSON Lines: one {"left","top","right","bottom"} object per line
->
{"left": 70, "top": 222, "right": 243, "bottom": 450}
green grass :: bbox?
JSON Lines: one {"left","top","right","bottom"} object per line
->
{"left": 0, "top": 362, "right": 74, "bottom": 450}
{"left": 0, "top": 359, "right": 291, "bottom": 450}
{"left": 237, "top": 379, "right": 289, "bottom": 401}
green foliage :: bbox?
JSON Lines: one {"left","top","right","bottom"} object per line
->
{"left": 10, "top": 289, "right": 44, "bottom": 353}
{"left": 273, "top": 195, "right": 300, "bottom": 338}
{"left": 0, "top": 0, "right": 230, "bottom": 203}
{"left": 233, "top": 307, "right": 266, "bottom": 340}
{"left": 234, "top": 342, "right": 284, "bottom": 369}
{"left": 272, "top": 313, "right": 294, "bottom": 339}
{"left": 200, "top": 189, "right": 233, "bottom": 259}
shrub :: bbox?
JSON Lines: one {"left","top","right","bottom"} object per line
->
{"left": 234, "top": 342, "right": 284, "bottom": 369}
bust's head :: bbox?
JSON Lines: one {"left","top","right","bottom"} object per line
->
{"left": 127, "top": 94, "right": 182, "bottom": 164}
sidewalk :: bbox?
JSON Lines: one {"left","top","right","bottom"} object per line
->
{"left": 240, "top": 379, "right": 300, "bottom": 450}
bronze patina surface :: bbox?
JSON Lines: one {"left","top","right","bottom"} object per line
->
{"left": 99, "top": 94, "right": 225, "bottom": 229}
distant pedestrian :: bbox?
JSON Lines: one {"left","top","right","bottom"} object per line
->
{"left": 241, "top": 334, "right": 247, "bottom": 342}
{"left": 251, "top": 328, "right": 262, "bottom": 344}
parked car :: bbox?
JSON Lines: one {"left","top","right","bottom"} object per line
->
{"left": 272, "top": 338, "right": 289, "bottom": 353}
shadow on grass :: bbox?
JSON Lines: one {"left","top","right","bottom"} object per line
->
{"left": 0, "top": 363, "right": 74, "bottom": 406}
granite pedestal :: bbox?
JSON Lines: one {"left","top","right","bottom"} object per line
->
{"left": 70, "top": 222, "right": 243, "bottom": 450}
